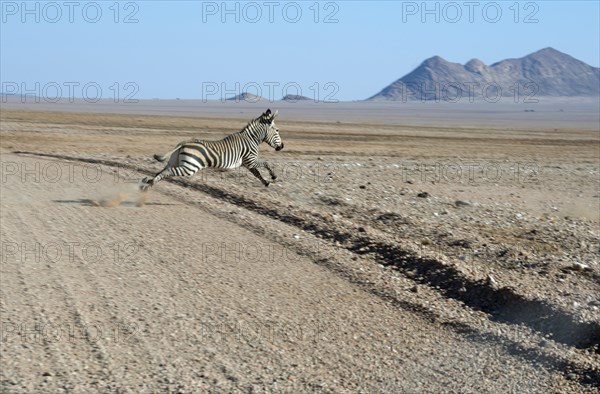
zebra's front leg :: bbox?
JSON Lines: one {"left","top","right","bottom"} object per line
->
{"left": 247, "top": 167, "right": 270, "bottom": 187}
{"left": 255, "top": 160, "right": 277, "bottom": 181}
{"left": 264, "top": 162, "right": 277, "bottom": 181}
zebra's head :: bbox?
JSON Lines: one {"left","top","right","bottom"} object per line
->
{"left": 262, "top": 109, "right": 284, "bottom": 151}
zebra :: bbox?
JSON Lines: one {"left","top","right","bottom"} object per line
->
{"left": 140, "top": 109, "right": 284, "bottom": 190}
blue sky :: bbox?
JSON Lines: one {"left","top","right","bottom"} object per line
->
{"left": 1, "top": 1, "right": 599, "bottom": 101}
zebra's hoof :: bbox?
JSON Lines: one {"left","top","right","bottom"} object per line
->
{"left": 271, "top": 175, "right": 277, "bottom": 181}
{"left": 140, "top": 177, "right": 152, "bottom": 191}
{"left": 264, "top": 182, "right": 270, "bottom": 187}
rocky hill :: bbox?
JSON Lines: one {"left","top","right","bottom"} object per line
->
{"left": 368, "top": 48, "right": 600, "bottom": 101}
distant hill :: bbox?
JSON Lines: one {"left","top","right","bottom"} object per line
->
{"left": 281, "top": 94, "right": 311, "bottom": 101}
{"left": 368, "top": 48, "right": 600, "bottom": 101}
{"left": 225, "top": 92, "right": 264, "bottom": 102}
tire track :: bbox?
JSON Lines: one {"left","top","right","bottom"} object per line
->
{"left": 33, "top": 205, "right": 173, "bottom": 393}
{"left": 2, "top": 207, "right": 113, "bottom": 393}
{"left": 1, "top": 211, "right": 61, "bottom": 393}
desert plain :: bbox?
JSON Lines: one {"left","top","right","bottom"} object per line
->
{"left": 1, "top": 99, "right": 599, "bottom": 393}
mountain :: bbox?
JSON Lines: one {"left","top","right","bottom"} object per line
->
{"left": 281, "top": 94, "right": 312, "bottom": 101}
{"left": 368, "top": 48, "right": 600, "bottom": 101}
{"left": 225, "top": 92, "right": 264, "bottom": 102}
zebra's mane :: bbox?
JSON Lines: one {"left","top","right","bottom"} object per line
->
{"left": 238, "top": 115, "right": 268, "bottom": 142}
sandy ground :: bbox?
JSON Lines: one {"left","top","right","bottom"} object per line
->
{"left": 1, "top": 108, "right": 599, "bottom": 393}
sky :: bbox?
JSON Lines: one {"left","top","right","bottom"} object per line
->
{"left": 1, "top": 1, "right": 599, "bottom": 101}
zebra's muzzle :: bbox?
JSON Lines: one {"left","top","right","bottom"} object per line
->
{"left": 275, "top": 143, "right": 284, "bottom": 151}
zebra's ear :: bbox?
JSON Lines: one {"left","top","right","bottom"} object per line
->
{"left": 273, "top": 110, "right": 278, "bottom": 118}
{"left": 264, "top": 109, "right": 272, "bottom": 117}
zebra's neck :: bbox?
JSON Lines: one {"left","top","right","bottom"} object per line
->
{"left": 239, "top": 118, "right": 266, "bottom": 146}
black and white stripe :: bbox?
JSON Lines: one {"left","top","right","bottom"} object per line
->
{"left": 140, "top": 109, "right": 283, "bottom": 190}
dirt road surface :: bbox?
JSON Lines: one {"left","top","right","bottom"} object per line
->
{"left": 1, "top": 109, "right": 598, "bottom": 393}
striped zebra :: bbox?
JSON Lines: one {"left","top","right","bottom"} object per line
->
{"left": 140, "top": 109, "right": 284, "bottom": 190}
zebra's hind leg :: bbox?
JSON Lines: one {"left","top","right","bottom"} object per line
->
{"left": 140, "top": 176, "right": 153, "bottom": 191}
{"left": 247, "top": 168, "right": 270, "bottom": 187}
{"left": 140, "top": 173, "right": 165, "bottom": 191}
{"left": 140, "top": 165, "right": 198, "bottom": 191}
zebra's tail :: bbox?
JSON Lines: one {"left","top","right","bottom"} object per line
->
{"left": 153, "top": 153, "right": 169, "bottom": 162}
{"left": 153, "top": 144, "right": 182, "bottom": 162}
